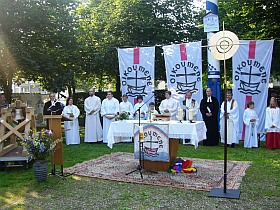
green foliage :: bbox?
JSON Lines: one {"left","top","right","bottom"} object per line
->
{"left": 115, "top": 112, "right": 129, "bottom": 121}
{"left": 219, "top": 0, "right": 280, "bottom": 80}
{"left": 0, "top": 0, "right": 81, "bottom": 95}
{"left": 1, "top": 0, "right": 280, "bottom": 99}
{"left": 21, "top": 129, "right": 62, "bottom": 160}
{"left": 75, "top": 0, "right": 203, "bottom": 85}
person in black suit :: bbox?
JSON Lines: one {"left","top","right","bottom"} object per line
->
{"left": 200, "top": 88, "right": 220, "bottom": 146}
{"left": 43, "top": 93, "right": 63, "bottom": 115}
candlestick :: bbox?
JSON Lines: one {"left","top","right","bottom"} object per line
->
{"left": 147, "top": 110, "right": 152, "bottom": 122}
{"left": 178, "top": 108, "right": 183, "bottom": 121}
{"left": 139, "top": 125, "right": 144, "bottom": 141}
{"left": 189, "top": 108, "right": 194, "bottom": 121}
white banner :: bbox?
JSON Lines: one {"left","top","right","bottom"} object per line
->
{"left": 118, "top": 47, "right": 155, "bottom": 105}
{"left": 134, "top": 124, "right": 169, "bottom": 162}
{"left": 233, "top": 40, "right": 274, "bottom": 140}
{"left": 163, "top": 42, "right": 203, "bottom": 119}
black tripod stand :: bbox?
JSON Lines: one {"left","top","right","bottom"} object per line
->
{"left": 126, "top": 107, "right": 146, "bottom": 178}
{"left": 126, "top": 98, "right": 157, "bottom": 179}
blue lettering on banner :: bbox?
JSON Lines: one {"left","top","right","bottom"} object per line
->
{"left": 235, "top": 59, "right": 266, "bottom": 95}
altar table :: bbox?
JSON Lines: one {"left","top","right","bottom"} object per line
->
{"left": 107, "top": 120, "right": 207, "bottom": 149}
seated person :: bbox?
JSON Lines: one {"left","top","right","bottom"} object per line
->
{"left": 147, "top": 102, "right": 158, "bottom": 120}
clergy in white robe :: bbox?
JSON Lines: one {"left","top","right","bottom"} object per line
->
{"left": 243, "top": 101, "right": 259, "bottom": 148}
{"left": 180, "top": 91, "right": 199, "bottom": 121}
{"left": 63, "top": 98, "right": 80, "bottom": 145}
{"left": 159, "top": 91, "right": 178, "bottom": 120}
{"left": 265, "top": 97, "right": 280, "bottom": 149}
{"left": 84, "top": 88, "right": 103, "bottom": 143}
{"left": 133, "top": 95, "right": 148, "bottom": 120}
{"left": 220, "top": 92, "right": 239, "bottom": 147}
{"left": 101, "top": 91, "right": 119, "bottom": 143}
{"left": 119, "top": 94, "right": 134, "bottom": 120}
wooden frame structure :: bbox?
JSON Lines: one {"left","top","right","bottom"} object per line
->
{"left": 0, "top": 107, "right": 35, "bottom": 157}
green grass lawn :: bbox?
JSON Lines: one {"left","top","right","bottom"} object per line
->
{"left": 0, "top": 139, "right": 279, "bottom": 209}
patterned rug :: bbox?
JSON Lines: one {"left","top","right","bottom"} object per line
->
{"left": 65, "top": 152, "right": 251, "bottom": 191}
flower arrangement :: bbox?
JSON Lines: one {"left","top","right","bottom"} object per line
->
{"left": 22, "top": 129, "right": 62, "bottom": 160}
{"left": 115, "top": 112, "right": 129, "bottom": 121}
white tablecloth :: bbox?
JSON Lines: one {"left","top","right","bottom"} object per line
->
{"left": 107, "top": 120, "right": 207, "bottom": 149}
{"left": 168, "top": 121, "right": 207, "bottom": 148}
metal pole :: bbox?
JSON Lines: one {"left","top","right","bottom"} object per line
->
{"left": 206, "top": 0, "right": 221, "bottom": 105}
{"left": 223, "top": 22, "right": 228, "bottom": 194}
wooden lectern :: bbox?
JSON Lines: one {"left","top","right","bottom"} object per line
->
{"left": 43, "top": 115, "right": 64, "bottom": 166}
{"left": 142, "top": 139, "right": 179, "bottom": 171}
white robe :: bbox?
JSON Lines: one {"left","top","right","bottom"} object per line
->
{"left": 180, "top": 98, "right": 199, "bottom": 121}
{"left": 265, "top": 107, "right": 280, "bottom": 132}
{"left": 119, "top": 101, "right": 134, "bottom": 120}
{"left": 133, "top": 102, "right": 148, "bottom": 120}
{"left": 159, "top": 98, "right": 178, "bottom": 120}
{"left": 243, "top": 108, "right": 259, "bottom": 148}
{"left": 84, "top": 95, "right": 103, "bottom": 142}
{"left": 149, "top": 109, "right": 159, "bottom": 120}
{"left": 220, "top": 99, "right": 240, "bottom": 144}
{"left": 63, "top": 105, "right": 80, "bottom": 145}
{"left": 115, "top": 101, "right": 134, "bottom": 142}
{"left": 101, "top": 97, "right": 119, "bottom": 143}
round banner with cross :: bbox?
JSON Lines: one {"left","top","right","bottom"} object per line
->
{"left": 209, "top": 30, "right": 239, "bottom": 60}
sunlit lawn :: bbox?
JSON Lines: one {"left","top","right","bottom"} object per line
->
{"left": 0, "top": 135, "right": 279, "bottom": 209}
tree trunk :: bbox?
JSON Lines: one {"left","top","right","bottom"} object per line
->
{"left": 0, "top": 71, "right": 13, "bottom": 103}
{"left": 68, "top": 86, "right": 72, "bottom": 97}
{"left": 116, "top": 74, "right": 121, "bottom": 92}
{"left": 73, "top": 86, "right": 76, "bottom": 95}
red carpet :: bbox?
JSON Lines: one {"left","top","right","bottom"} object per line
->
{"left": 65, "top": 152, "right": 251, "bottom": 191}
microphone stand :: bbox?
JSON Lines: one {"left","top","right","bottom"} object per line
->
{"left": 126, "top": 94, "right": 157, "bottom": 178}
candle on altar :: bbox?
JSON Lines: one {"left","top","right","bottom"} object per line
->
{"left": 148, "top": 110, "right": 152, "bottom": 122}
{"left": 139, "top": 125, "right": 144, "bottom": 141}
{"left": 189, "top": 108, "right": 194, "bottom": 121}
{"left": 178, "top": 108, "right": 183, "bottom": 121}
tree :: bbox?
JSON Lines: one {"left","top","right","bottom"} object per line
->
{"left": 0, "top": 0, "right": 81, "bottom": 100}
{"left": 0, "top": 0, "right": 28, "bottom": 102}
{"left": 218, "top": 0, "right": 280, "bottom": 80}
{"left": 75, "top": 0, "right": 203, "bottom": 90}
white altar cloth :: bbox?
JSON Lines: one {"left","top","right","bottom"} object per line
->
{"left": 107, "top": 120, "right": 207, "bottom": 149}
